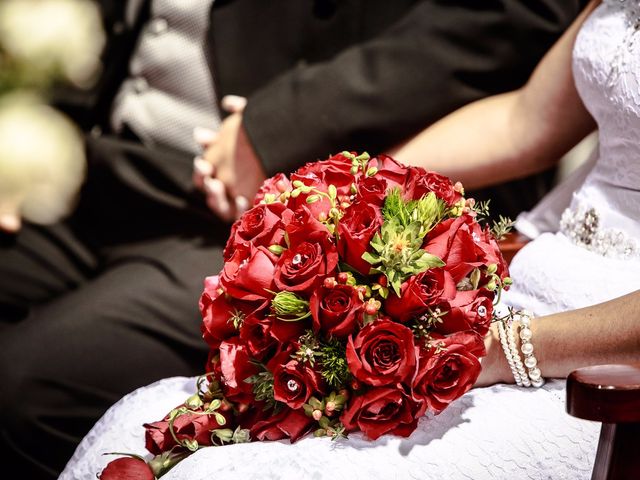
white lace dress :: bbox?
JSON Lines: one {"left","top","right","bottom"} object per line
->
{"left": 61, "top": 2, "right": 640, "bottom": 479}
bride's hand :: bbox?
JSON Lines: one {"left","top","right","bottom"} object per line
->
{"left": 475, "top": 323, "right": 513, "bottom": 388}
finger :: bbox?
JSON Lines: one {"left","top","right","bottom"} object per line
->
{"left": 234, "top": 195, "right": 249, "bottom": 218}
{"left": 204, "top": 177, "right": 234, "bottom": 221}
{"left": 193, "top": 126, "right": 218, "bottom": 147}
{"left": 193, "top": 156, "right": 215, "bottom": 190}
{"left": 194, "top": 155, "right": 215, "bottom": 176}
{"left": 0, "top": 212, "right": 21, "bottom": 233}
{"left": 221, "top": 95, "right": 247, "bottom": 113}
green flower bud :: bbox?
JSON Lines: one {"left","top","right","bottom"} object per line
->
{"left": 487, "top": 264, "right": 498, "bottom": 274}
{"left": 212, "top": 428, "right": 234, "bottom": 443}
{"left": 232, "top": 427, "right": 251, "bottom": 444}
{"left": 185, "top": 393, "right": 203, "bottom": 409}
{"left": 355, "top": 152, "right": 370, "bottom": 162}
{"left": 271, "top": 291, "right": 310, "bottom": 321}
{"left": 268, "top": 244, "right": 285, "bottom": 255}
{"left": 184, "top": 439, "right": 199, "bottom": 452}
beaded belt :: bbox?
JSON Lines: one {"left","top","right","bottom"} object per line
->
{"left": 560, "top": 205, "right": 639, "bottom": 260}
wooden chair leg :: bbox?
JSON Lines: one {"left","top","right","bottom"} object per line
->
{"left": 566, "top": 364, "right": 640, "bottom": 480}
{"left": 591, "top": 422, "right": 640, "bottom": 480}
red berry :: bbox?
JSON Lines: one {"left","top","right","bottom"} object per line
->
{"left": 323, "top": 277, "right": 337, "bottom": 288}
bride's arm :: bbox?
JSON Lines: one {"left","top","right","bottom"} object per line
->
{"left": 477, "top": 289, "right": 640, "bottom": 386}
{"left": 389, "top": 0, "right": 601, "bottom": 190}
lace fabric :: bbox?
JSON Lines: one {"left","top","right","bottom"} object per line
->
{"left": 61, "top": 377, "right": 599, "bottom": 480}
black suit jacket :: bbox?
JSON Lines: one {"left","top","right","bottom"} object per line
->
{"left": 57, "top": 0, "right": 588, "bottom": 218}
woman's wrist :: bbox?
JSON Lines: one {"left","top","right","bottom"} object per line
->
{"left": 475, "top": 324, "right": 514, "bottom": 387}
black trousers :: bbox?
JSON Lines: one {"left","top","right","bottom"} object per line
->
{"left": 0, "top": 135, "right": 229, "bottom": 478}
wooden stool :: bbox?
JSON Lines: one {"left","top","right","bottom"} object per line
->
{"left": 566, "top": 364, "right": 640, "bottom": 480}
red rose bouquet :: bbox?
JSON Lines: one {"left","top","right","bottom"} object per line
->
{"left": 100, "top": 152, "right": 512, "bottom": 479}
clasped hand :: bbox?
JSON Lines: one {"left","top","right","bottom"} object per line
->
{"left": 193, "top": 95, "right": 266, "bottom": 222}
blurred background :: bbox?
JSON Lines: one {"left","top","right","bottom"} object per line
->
{"left": 0, "top": 0, "right": 104, "bottom": 231}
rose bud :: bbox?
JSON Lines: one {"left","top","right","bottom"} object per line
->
{"left": 312, "top": 409, "right": 323, "bottom": 421}
{"left": 99, "top": 457, "right": 154, "bottom": 480}
{"left": 325, "top": 401, "right": 336, "bottom": 414}
{"left": 337, "top": 272, "right": 349, "bottom": 284}
{"left": 364, "top": 299, "right": 380, "bottom": 316}
{"left": 323, "top": 277, "right": 338, "bottom": 288}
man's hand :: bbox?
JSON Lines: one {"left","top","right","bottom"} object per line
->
{"left": 0, "top": 205, "right": 21, "bottom": 233}
{"left": 193, "top": 95, "right": 266, "bottom": 222}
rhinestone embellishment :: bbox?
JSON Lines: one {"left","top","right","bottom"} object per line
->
{"left": 560, "top": 206, "right": 639, "bottom": 259}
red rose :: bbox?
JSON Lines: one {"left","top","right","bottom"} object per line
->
{"left": 274, "top": 232, "right": 338, "bottom": 295}
{"left": 413, "top": 331, "right": 485, "bottom": 414}
{"left": 436, "top": 289, "right": 494, "bottom": 336}
{"left": 284, "top": 205, "right": 330, "bottom": 247}
{"left": 310, "top": 284, "right": 364, "bottom": 338}
{"left": 341, "top": 387, "right": 424, "bottom": 440}
{"left": 253, "top": 172, "right": 291, "bottom": 205}
{"left": 223, "top": 202, "right": 289, "bottom": 260}
{"left": 144, "top": 409, "right": 229, "bottom": 455}
{"left": 250, "top": 407, "right": 314, "bottom": 442}
{"left": 272, "top": 358, "right": 324, "bottom": 409}
{"left": 346, "top": 318, "right": 417, "bottom": 387}
{"left": 295, "top": 152, "right": 358, "bottom": 196}
{"left": 424, "top": 215, "right": 491, "bottom": 283}
{"left": 337, "top": 201, "right": 383, "bottom": 275}
{"left": 100, "top": 457, "right": 154, "bottom": 480}
{"left": 384, "top": 268, "right": 457, "bottom": 323}
{"left": 356, "top": 175, "right": 388, "bottom": 206}
{"left": 366, "top": 154, "right": 408, "bottom": 188}
{"left": 239, "top": 314, "right": 277, "bottom": 359}
{"left": 479, "top": 226, "right": 510, "bottom": 282}
{"left": 220, "top": 244, "right": 277, "bottom": 301}
{"left": 218, "top": 337, "right": 259, "bottom": 404}
{"left": 286, "top": 168, "right": 332, "bottom": 217}
{"left": 405, "top": 168, "right": 462, "bottom": 205}
{"left": 200, "top": 289, "right": 262, "bottom": 350}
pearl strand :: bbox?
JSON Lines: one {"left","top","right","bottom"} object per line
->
{"left": 497, "top": 320, "right": 525, "bottom": 386}
{"left": 517, "top": 311, "right": 545, "bottom": 388}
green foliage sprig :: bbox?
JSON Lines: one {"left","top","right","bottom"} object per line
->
{"left": 363, "top": 189, "right": 446, "bottom": 296}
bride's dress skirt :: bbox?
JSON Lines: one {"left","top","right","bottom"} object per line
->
{"left": 61, "top": 230, "right": 640, "bottom": 480}
{"left": 63, "top": 377, "right": 598, "bottom": 480}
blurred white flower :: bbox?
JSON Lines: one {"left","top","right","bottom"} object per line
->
{"left": 0, "top": 0, "right": 105, "bottom": 87}
{"left": 0, "top": 93, "right": 86, "bottom": 225}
